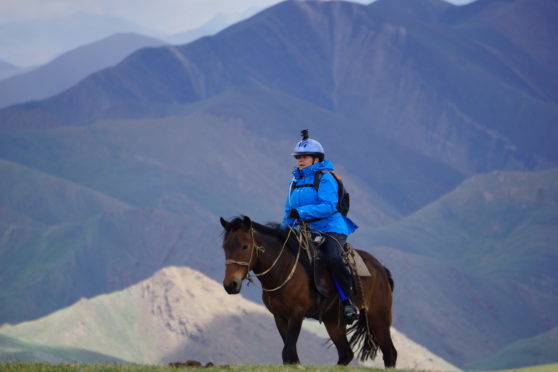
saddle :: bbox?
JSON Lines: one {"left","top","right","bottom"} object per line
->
{"left": 305, "top": 237, "right": 371, "bottom": 299}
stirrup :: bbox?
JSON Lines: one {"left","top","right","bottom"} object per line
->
{"left": 343, "top": 303, "right": 360, "bottom": 324}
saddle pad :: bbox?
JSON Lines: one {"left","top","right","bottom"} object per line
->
{"left": 347, "top": 246, "right": 371, "bottom": 277}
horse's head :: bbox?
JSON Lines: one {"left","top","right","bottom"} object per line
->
{"left": 220, "top": 216, "right": 258, "bottom": 295}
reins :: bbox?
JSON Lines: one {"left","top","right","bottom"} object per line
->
{"left": 225, "top": 224, "right": 312, "bottom": 292}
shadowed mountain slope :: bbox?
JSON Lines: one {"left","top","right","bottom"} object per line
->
{"left": 446, "top": 0, "right": 558, "bottom": 77}
{"left": 1, "top": 0, "right": 556, "bottom": 173}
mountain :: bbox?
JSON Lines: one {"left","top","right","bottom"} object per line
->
{"left": 445, "top": 0, "right": 558, "bottom": 77}
{"left": 357, "top": 168, "right": 558, "bottom": 367}
{"left": 0, "top": 12, "right": 161, "bottom": 67}
{"left": 0, "top": 265, "right": 458, "bottom": 369}
{"left": 0, "top": 60, "right": 28, "bottom": 80}
{"left": 167, "top": 13, "right": 230, "bottom": 45}
{"left": 167, "top": 8, "right": 262, "bottom": 45}
{"left": 0, "top": 266, "right": 337, "bottom": 365}
{"left": 465, "top": 326, "right": 558, "bottom": 370}
{"left": 443, "top": 0, "right": 558, "bottom": 107}
{"left": 0, "top": 33, "right": 166, "bottom": 109}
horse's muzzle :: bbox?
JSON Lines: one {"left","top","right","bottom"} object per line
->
{"left": 223, "top": 279, "right": 242, "bottom": 294}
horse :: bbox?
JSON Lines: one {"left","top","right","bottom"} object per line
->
{"left": 220, "top": 216, "right": 397, "bottom": 367}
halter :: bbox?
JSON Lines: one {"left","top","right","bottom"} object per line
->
{"left": 225, "top": 227, "right": 264, "bottom": 269}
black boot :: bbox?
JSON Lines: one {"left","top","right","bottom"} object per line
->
{"left": 343, "top": 299, "right": 360, "bottom": 324}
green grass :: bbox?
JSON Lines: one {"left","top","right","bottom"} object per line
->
{"left": 5, "top": 362, "right": 558, "bottom": 372}
{"left": 498, "top": 363, "right": 558, "bottom": 372}
{"left": 0, "top": 363, "right": 393, "bottom": 372}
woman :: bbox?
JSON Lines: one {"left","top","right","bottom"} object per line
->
{"left": 281, "top": 130, "right": 360, "bottom": 323}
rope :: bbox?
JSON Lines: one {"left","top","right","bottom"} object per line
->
{"left": 225, "top": 224, "right": 310, "bottom": 293}
{"left": 252, "top": 226, "right": 293, "bottom": 277}
{"left": 247, "top": 224, "right": 311, "bottom": 292}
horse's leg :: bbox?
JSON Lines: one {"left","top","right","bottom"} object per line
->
{"left": 369, "top": 311, "right": 397, "bottom": 368}
{"left": 273, "top": 314, "right": 288, "bottom": 344}
{"left": 282, "top": 315, "right": 304, "bottom": 364}
{"left": 324, "top": 317, "right": 354, "bottom": 365}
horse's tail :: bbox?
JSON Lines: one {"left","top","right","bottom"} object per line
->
{"left": 347, "top": 311, "right": 379, "bottom": 362}
{"left": 384, "top": 266, "right": 394, "bottom": 292}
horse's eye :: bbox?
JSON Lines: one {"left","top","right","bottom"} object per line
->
{"left": 242, "top": 245, "right": 248, "bottom": 250}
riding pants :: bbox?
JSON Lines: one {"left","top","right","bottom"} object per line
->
{"left": 320, "top": 233, "right": 353, "bottom": 301}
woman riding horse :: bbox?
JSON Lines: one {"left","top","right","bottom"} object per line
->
{"left": 220, "top": 130, "right": 397, "bottom": 367}
{"left": 282, "top": 129, "right": 360, "bottom": 323}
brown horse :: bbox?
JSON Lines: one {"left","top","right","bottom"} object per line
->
{"left": 220, "top": 216, "right": 397, "bottom": 367}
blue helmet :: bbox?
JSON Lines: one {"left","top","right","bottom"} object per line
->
{"left": 291, "top": 129, "right": 324, "bottom": 157}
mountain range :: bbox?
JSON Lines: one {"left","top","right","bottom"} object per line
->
{"left": 0, "top": 12, "right": 161, "bottom": 67}
{"left": 0, "top": 0, "right": 556, "bottom": 369}
{"left": 0, "top": 33, "right": 166, "bottom": 109}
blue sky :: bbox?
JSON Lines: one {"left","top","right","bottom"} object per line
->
{"left": 0, "top": 0, "right": 477, "bottom": 34}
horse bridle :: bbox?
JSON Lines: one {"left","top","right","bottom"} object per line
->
{"left": 225, "top": 225, "right": 303, "bottom": 292}
{"left": 225, "top": 227, "right": 264, "bottom": 270}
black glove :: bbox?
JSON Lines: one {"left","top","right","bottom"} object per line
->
{"left": 288, "top": 209, "right": 300, "bottom": 219}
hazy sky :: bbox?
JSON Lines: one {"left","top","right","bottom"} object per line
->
{"left": 0, "top": 0, "right": 478, "bottom": 34}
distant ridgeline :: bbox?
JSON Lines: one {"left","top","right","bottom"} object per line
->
{"left": 0, "top": 0, "right": 557, "bottom": 370}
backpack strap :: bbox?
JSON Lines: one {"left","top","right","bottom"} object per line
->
{"left": 290, "top": 170, "right": 326, "bottom": 193}
{"left": 289, "top": 170, "right": 342, "bottom": 222}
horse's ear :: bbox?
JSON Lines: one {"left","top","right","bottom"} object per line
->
{"left": 220, "top": 217, "right": 231, "bottom": 231}
{"left": 242, "top": 216, "right": 252, "bottom": 231}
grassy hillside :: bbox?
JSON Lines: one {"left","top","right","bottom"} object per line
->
{"left": 0, "top": 158, "right": 131, "bottom": 226}
{"left": 355, "top": 168, "right": 558, "bottom": 367}
{"left": 0, "top": 208, "right": 212, "bottom": 323}
{"left": 466, "top": 327, "right": 558, "bottom": 371}
{"left": 0, "top": 335, "right": 126, "bottom": 364}
{"left": 366, "top": 169, "right": 558, "bottom": 291}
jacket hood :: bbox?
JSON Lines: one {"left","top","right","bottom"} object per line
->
{"left": 292, "top": 159, "right": 334, "bottom": 179}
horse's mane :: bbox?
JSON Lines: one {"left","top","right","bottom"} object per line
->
{"left": 228, "top": 216, "right": 312, "bottom": 271}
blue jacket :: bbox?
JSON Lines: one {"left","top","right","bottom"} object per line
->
{"left": 281, "top": 159, "right": 358, "bottom": 236}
